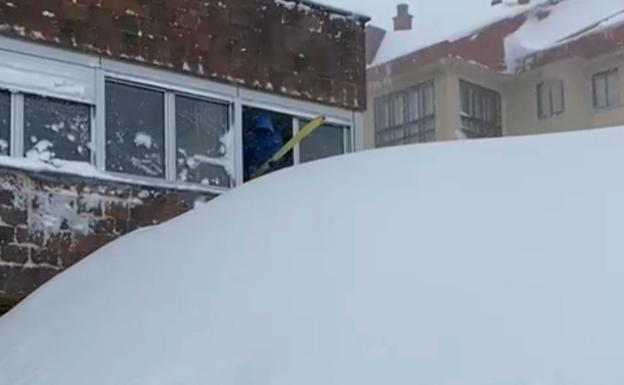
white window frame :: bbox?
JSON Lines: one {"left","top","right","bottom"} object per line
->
{"left": 240, "top": 99, "right": 353, "bottom": 167}
{"left": 4, "top": 88, "right": 96, "bottom": 161}
{"left": 0, "top": 37, "right": 359, "bottom": 192}
{"left": 296, "top": 119, "right": 353, "bottom": 165}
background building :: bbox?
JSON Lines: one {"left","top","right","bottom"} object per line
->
{"left": 365, "top": 0, "right": 624, "bottom": 148}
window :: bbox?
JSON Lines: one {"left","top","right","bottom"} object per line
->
{"left": 23, "top": 94, "right": 91, "bottom": 162}
{"left": 300, "top": 123, "right": 351, "bottom": 163}
{"left": 460, "top": 80, "right": 502, "bottom": 138}
{"left": 375, "top": 81, "right": 435, "bottom": 147}
{"left": 0, "top": 41, "right": 356, "bottom": 189}
{"left": 176, "top": 95, "right": 231, "bottom": 187}
{"left": 592, "top": 68, "right": 620, "bottom": 109}
{"left": 242, "top": 106, "right": 352, "bottom": 181}
{"left": 105, "top": 81, "right": 165, "bottom": 178}
{"left": 0, "top": 90, "right": 9, "bottom": 156}
{"left": 537, "top": 81, "right": 564, "bottom": 119}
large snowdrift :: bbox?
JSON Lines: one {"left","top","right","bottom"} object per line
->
{"left": 1, "top": 127, "right": 623, "bottom": 385}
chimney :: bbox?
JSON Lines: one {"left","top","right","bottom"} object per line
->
{"left": 393, "top": 3, "right": 413, "bottom": 31}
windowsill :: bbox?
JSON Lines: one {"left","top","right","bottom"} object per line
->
{"left": 592, "top": 103, "right": 623, "bottom": 114}
{"left": 538, "top": 112, "right": 565, "bottom": 120}
{"left": 0, "top": 155, "right": 228, "bottom": 195}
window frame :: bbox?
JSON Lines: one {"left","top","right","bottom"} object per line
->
{"left": 2, "top": 88, "right": 97, "bottom": 162}
{"left": 592, "top": 68, "right": 620, "bottom": 110}
{"left": 239, "top": 100, "right": 353, "bottom": 168}
{"left": 459, "top": 80, "right": 502, "bottom": 138}
{"left": 374, "top": 80, "right": 436, "bottom": 147}
{"left": 22, "top": 92, "right": 94, "bottom": 163}
{"left": 0, "top": 38, "right": 358, "bottom": 192}
{"left": 537, "top": 80, "right": 565, "bottom": 119}
{"left": 0, "top": 89, "right": 11, "bottom": 156}
{"left": 297, "top": 120, "right": 353, "bottom": 164}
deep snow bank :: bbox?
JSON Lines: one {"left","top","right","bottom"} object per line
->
{"left": 0, "top": 127, "right": 623, "bottom": 385}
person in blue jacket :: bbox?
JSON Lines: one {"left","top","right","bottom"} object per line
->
{"left": 244, "top": 112, "right": 284, "bottom": 180}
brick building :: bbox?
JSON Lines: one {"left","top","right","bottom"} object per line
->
{"left": 364, "top": 0, "right": 624, "bottom": 148}
{"left": 0, "top": 0, "right": 369, "bottom": 314}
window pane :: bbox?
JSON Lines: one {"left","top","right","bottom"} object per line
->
{"left": 176, "top": 95, "right": 231, "bottom": 187}
{"left": 24, "top": 94, "right": 91, "bottom": 162}
{"left": 0, "top": 91, "right": 10, "bottom": 156}
{"left": 106, "top": 81, "right": 165, "bottom": 178}
{"left": 374, "top": 97, "right": 389, "bottom": 130}
{"left": 381, "top": 98, "right": 390, "bottom": 128}
{"left": 461, "top": 84, "right": 471, "bottom": 116}
{"left": 593, "top": 74, "right": 608, "bottom": 108}
{"left": 607, "top": 69, "right": 620, "bottom": 106}
{"left": 551, "top": 81, "right": 564, "bottom": 115}
{"left": 300, "top": 123, "right": 347, "bottom": 163}
{"left": 407, "top": 88, "right": 420, "bottom": 120}
{"left": 459, "top": 80, "right": 501, "bottom": 138}
{"left": 423, "top": 83, "right": 435, "bottom": 116}
{"left": 392, "top": 94, "right": 405, "bottom": 126}
{"left": 537, "top": 83, "right": 547, "bottom": 118}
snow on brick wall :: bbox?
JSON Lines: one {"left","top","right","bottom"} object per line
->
{"left": 0, "top": 0, "right": 367, "bottom": 110}
{"left": 0, "top": 166, "right": 214, "bottom": 310}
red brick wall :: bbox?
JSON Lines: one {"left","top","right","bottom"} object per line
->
{"left": 0, "top": 0, "right": 367, "bottom": 110}
{"left": 0, "top": 166, "right": 213, "bottom": 313}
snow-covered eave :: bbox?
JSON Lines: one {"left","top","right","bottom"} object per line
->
{"left": 446, "top": 55, "right": 514, "bottom": 77}
{"left": 275, "top": 0, "right": 370, "bottom": 23}
{"left": 512, "top": 18, "right": 624, "bottom": 74}
{"left": 0, "top": 156, "right": 226, "bottom": 196}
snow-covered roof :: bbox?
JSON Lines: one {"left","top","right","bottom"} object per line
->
{"left": 1, "top": 126, "right": 623, "bottom": 385}
{"left": 370, "top": 3, "right": 530, "bottom": 67}
{"left": 276, "top": 0, "right": 370, "bottom": 21}
{"left": 505, "top": 0, "right": 624, "bottom": 71}
{"left": 370, "top": 0, "right": 624, "bottom": 72}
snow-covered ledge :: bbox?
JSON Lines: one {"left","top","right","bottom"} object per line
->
{"left": 0, "top": 157, "right": 217, "bottom": 306}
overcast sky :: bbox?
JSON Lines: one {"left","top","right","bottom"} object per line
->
{"left": 321, "top": 0, "right": 510, "bottom": 29}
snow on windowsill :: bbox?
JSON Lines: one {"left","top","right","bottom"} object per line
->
{"left": 592, "top": 102, "right": 624, "bottom": 115}
{"left": 0, "top": 155, "right": 227, "bottom": 195}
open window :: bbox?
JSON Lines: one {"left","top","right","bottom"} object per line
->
{"left": 242, "top": 106, "right": 353, "bottom": 182}
{"left": 242, "top": 106, "right": 293, "bottom": 182}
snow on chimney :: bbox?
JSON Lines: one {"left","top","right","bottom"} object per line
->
{"left": 393, "top": 3, "right": 413, "bottom": 31}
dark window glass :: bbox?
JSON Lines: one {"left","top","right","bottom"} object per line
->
{"left": 176, "top": 95, "right": 231, "bottom": 187}
{"left": 24, "top": 94, "right": 91, "bottom": 162}
{"left": 459, "top": 80, "right": 502, "bottom": 138}
{"left": 106, "top": 81, "right": 165, "bottom": 178}
{"left": 537, "top": 81, "right": 565, "bottom": 119}
{"left": 592, "top": 69, "right": 620, "bottom": 109}
{"left": 0, "top": 91, "right": 10, "bottom": 156}
{"left": 300, "top": 123, "right": 349, "bottom": 163}
{"left": 375, "top": 81, "right": 435, "bottom": 147}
